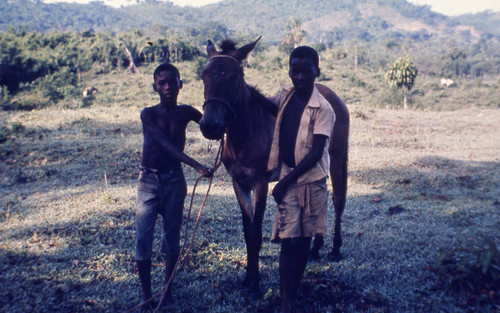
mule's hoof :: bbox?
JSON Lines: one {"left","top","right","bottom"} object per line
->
{"left": 242, "top": 281, "right": 262, "bottom": 297}
{"left": 292, "top": 298, "right": 313, "bottom": 313}
{"left": 159, "top": 291, "right": 173, "bottom": 307}
{"left": 241, "top": 275, "right": 262, "bottom": 297}
{"left": 241, "top": 274, "right": 251, "bottom": 288}
{"left": 246, "top": 285, "right": 263, "bottom": 298}
{"left": 328, "top": 250, "right": 343, "bottom": 262}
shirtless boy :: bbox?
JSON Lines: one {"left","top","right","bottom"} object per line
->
{"left": 135, "top": 63, "right": 212, "bottom": 311}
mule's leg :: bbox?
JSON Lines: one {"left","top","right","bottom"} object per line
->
{"left": 310, "top": 234, "right": 324, "bottom": 260}
{"left": 246, "top": 180, "right": 268, "bottom": 292}
{"left": 329, "top": 148, "right": 348, "bottom": 261}
{"left": 232, "top": 179, "right": 263, "bottom": 295}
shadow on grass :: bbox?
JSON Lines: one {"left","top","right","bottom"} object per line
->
{"left": 0, "top": 178, "right": 386, "bottom": 313}
{"left": 349, "top": 155, "right": 499, "bottom": 207}
{"left": 2, "top": 147, "right": 499, "bottom": 312}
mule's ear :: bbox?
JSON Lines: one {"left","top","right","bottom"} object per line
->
{"left": 234, "top": 36, "right": 261, "bottom": 62}
{"left": 207, "top": 40, "right": 218, "bottom": 59}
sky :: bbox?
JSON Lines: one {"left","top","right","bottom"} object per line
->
{"left": 42, "top": 0, "right": 500, "bottom": 16}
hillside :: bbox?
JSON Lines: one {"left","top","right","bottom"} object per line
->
{"left": 1, "top": 0, "right": 498, "bottom": 48}
{"left": 198, "top": 0, "right": 451, "bottom": 43}
{"left": 0, "top": 0, "right": 127, "bottom": 32}
{"left": 455, "top": 11, "right": 500, "bottom": 36}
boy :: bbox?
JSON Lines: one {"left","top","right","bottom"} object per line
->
{"left": 266, "top": 46, "right": 335, "bottom": 313}
{"left": 135, "top": 63, "right": 212, "bottom": 311}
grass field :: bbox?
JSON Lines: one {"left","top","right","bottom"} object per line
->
{"left": 1, "top": 63, "right": 499, "bottom": 312}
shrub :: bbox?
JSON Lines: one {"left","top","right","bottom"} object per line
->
{"left": 432, "top": 240, "right": 500, "bottom": 309}
{"left": 0, "top": 124, "right": 8, "bottom": 143}
{"left": 373, "top": 86, "right": 402, "bottom": 108}
{"left": 3, "top": 90, "right": 51, "bottom": 111}
{"left": 81, "top": 94, "right": 95, "bottom": 108}
{"left": 0, "top": 85, "right": 10, "bottom": 106}
{"left": 10, "top": 122, "right": 25, "bottom": 134}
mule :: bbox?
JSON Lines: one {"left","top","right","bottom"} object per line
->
{"left": 199, "top": 38, "right": 349, "bottom": 294}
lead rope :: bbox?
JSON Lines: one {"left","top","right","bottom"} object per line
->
{"left": 125, "top": 137, "right": 224, "bottom": 313}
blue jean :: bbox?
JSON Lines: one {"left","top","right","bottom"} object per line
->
{"left": 135, "top": 168, "right": 187, "bottom": 260}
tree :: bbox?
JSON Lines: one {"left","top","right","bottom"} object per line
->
{"left": 119, "top": 40, "right": 139, "bottom": 74}
{"left": 441, "top": 48, "right": 470, "bottom": 77}
{"left": 279, "top": 18, "right": 306, "bottom": 53}
{"left": 385, "top": 55, "right": 418, "bottom": 109}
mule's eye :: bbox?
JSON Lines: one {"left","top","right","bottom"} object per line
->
{"left": 214, "top": 71, "right": 225, "bottom": 79}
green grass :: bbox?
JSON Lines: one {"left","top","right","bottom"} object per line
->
{"left": 1, "top": 61, "right": 499, "bottom": 312}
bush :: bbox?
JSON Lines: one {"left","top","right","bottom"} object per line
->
{"left": 81, "top": 94, "right": 96, "bottom": 108}
{"left": 432, "top": 240, "right": 500, "bottom": 309}
{"left": 10, "top": 122, "right": 25, "bottom": 134}
{"left": 0, "top": 85, "right": 10, "bottom": 107}
{"left": 192, "top": 56, "right": 207, "bottom": 79}
{"left": 39, "top": 68, "right": 79, "bottom": 103}
{"left": 3, "top": 90, "right": 51, "bottom": 111}
{"left": 373, "top": 87, "right": 402, "bottom": 108}
{"left": 0, "top": 121, "right": 24, "bottom": 160}
{"left": 0, "top": 124, "right": 8, "bottom": 143}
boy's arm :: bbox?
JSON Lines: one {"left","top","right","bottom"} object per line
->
{"left": 188, "top": 106, "right": 203, "bottom": 124}
{"left": 272, "top": 134, "right": 327, "bottom": 204}
{"left": 141, "top": 109, "right": 212, "bottom": 177}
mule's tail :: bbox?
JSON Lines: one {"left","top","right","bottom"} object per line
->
{"left": 329, "top": 112, "right": 349, "bottom": 260}
{"left": 334, "top": 133, "right": 348, "bottom": 211}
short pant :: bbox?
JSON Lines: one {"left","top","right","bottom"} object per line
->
{"left": 135, "top": 167, "right": 186, "bottom": 260}
{"left": 271, "top": 177, "right": 328, "bottom": 242}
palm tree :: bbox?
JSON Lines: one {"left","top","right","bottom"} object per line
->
{"left": 280, "top": 18, "right": 306, "bottom": 53}
{"left": 385, "top": 55, "right": 418, "bottom": 109}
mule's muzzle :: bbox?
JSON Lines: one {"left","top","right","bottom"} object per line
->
{"left": 200, "top": 99, "right": 231, "bottom": 140}
{"left": 199, "top": 115, "right": 225, "bottom": 140}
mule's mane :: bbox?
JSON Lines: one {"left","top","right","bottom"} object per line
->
{"left": 247, "top": 85, "right": 275, "bottom": 111}
{"left": 220, "top": 39, "right": 238, "bottom": 53}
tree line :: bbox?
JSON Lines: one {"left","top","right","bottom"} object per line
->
{"left": 1, "top": 22, "right": 498, "bottom": 111}
{"left": 0, "top": 28, "right": 201, "bottom": 110}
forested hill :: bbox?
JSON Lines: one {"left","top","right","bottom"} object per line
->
{"left": 198, "top": 0, "right": 451, "bottom": 42}
{"left": 1, "top": 0, "right": 499, "bottom": 46}
{"left": 455, "top": 11, "right": 500, "bottom": 36}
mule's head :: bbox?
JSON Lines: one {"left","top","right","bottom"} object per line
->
{"left": 199, "top": 37, "right": 261, "bottom": 140}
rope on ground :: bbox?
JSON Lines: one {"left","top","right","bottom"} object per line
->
{"left": 125, "top": 138, "right": 224, "bottom": 313}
